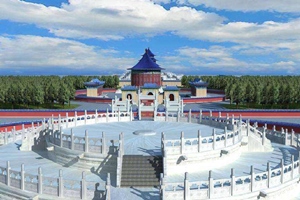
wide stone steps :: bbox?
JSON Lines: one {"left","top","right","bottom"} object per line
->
{"left": 121, "top": 155, "right": 163, "bottom": 187}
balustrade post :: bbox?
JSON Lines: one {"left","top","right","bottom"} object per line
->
{"left": 284, "top": 128, "right": 288, "bottom": 145}
{"left": 280, "top": 159, "right": 284, "bottom": 183}
{"left": 165, "top": 110, "right": 168, "bottom": 122}
{"left": 218, "top": 111, "right": 221, "bottom": 119}
{"left": 161, "top": 132, "right": 165, "bottom": 154}
{"left": 246, "top": 119, "right": 250, "bottom": 136}
{"left": 102, "top": 132, "right": 106, "bottom": 154}
{"left": 262, "top": 127, "right": 266, "bottom": 146}
{"left": 160, "top": 173, "right": 165, "bottom": 199}
{"left": 224, "top": 126, "right": 228, "bottom": 147}
{"left": 60, "top": 126, "right": 63, "bottom": 148}
{"left": 22, "top": 124, "right": 25, "bottom": 140}
{"left": 13, "top": 127, "right": 16, "bottom": 142}
{"left": 81, "top": 171, "right": 86, "bottom": 199}
{"left": 85, "top": 130, "right": 89, "bottom": 153}
{"left": 226, "top": 113, "right": 229, "bottom": 124}
{"left": 58, "top": 114, "right": 61, "bottom": 128}
{"left": 181, "top": 132, "right": 184, "bottom": 154}
{"left": 58, "top": 170, "right": 64, "bottom": 198}
{"left": 31, "top": 122, "right": 34, "bottom": 131}
{"left": 199, "top": 110, "right": 202, "bottom": 123}
{"left": 291, "top": 155, "right": 294, "bottom": 179}
{"left": 291, "top": 129, "right": 295, "bottom": 146}
{"left": 163, "top": 153, "right": 167, "bottom": 176}
{"left": 6, "top": 161, "right": 10, "bottom": 186}
{"left": 75, "top": 111, "right": 77, "bottom": 127}
{"left": 38, "top": 167, "right": 43, "bottom": 194}
{"left": 4, "top": 129, "right": 8, "bottom": 145}
{"left": 213, "top": 129, "right": 216, "bottom": 150}
{"left": 208, "top": 170, "right": 213, "bottom": 199}
{"left": 272, "top": 125, "right": 276, "bottom": 133}
{"left": 95, "top": 109, "right": 98, "bottom": 123}
{"left": 42, "top": 118, "right": 45, "bottom": 130}
{"left": 106, "top": 173, "right": 111, "bottom": 200}
{"left": 71, "top": 129, "right": 74, "bottom": 151}
{"left": 84, "top": 110, "right": 87, "bottom": 125}
{"left": 231, "top": 115, "right": 235, "bottom": 126}
{"left": 250, "top": 165, "right": 254, "bottom": 192}
{"left": 106, "top": 108, "right": 109, "bottom": 122}
{"left": 66, "top": 113, "right": 69, "bottom": 128}
{"left": 184, "top": 172, "right": 189, "bottom": 200}
{"left": 21, "top": 163, "right": 25, "bottom": 190}
{"left": 267, "top": 162, "right": 271, "bottom": 188}
{"left": 198, "top": 130, "right": 201, "bottom": 153}
{"left": 177, "top": 109, "right": 180, "bottom": 122}
{"left": 231, "top": 168, "right": 235, "bottom": 196}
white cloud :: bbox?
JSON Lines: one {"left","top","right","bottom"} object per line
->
{"left": 186, "top": 0, "right": 300, "bottom": 13}
{"left": 0, "top": 35, "right": 135, "bottom": 73}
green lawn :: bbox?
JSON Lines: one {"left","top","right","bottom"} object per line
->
{"left": 0, "top": 103, "right": 80, "bottom": 109}
{"left": 223, "top": 103, "right": 300, "bottom": 109}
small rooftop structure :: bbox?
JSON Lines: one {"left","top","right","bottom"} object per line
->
{"left": 189, "top": 78, "right": 209, "bottom": 87}
{"left": 128, "top": 48, "right": 164, "bottom": 71}
{"left": 84, "top": 79, "right": 105, "bottom": 88}
{"left": 142, "top": 83, "right": 160, "bottom": 89}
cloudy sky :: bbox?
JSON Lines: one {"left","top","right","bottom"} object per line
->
{"left": 0, "top": 0, "right": 299, "bottom": 75}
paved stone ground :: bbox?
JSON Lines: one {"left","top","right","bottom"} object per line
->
{"left": 64, "top": 121, "right": 223, "bottom": 155}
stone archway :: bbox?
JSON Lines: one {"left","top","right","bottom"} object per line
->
{"left": 148, "top": 92, "right": 153, "bottom": 95}
{"left": 169, "top": 94, "right": 175, "bottom": 101}
{"left": 127, "top": 94, "right": 132, "bottom": 100}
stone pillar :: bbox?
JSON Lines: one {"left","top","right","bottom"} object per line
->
{"left": 165, "top": 110, "right": 168, "bottom": 122}
{"left": 213, "top": 129, "right": 216, "bottom": 150}
{"left": 280, "top": 159, "right": 284, "bottom": 183}
{"left": 231, "top": 115, "right": 235, "bottom": 126}
{"left": 130, "top": 107, "right": 133, "bottom": 121}
{"left": 208, "top": 170, "right": 213, "bottom": 199}
{"left": 181, "top": 132, "right": 184, "bottom": 154}
{"left": 75, "top": 111, "right": 77, "bottom": 127}
{"left": 267, "top": 162, "right": 271, "bottom": 188}
{"left": 246, "top": 120, "right": 250, "bottom": 136}
{"left": 102, "top": 132, "right": 106, "bottom": 154}
{"left": 250, "top": 165, "right": 254, "bottom": 192}
{"left": 71, "top": 129, "right": 74, "bottom": 151}
{"left": 21, "top": 164, "right": 25, "bottom": 190}
{"left": 85, "top": 130, "right": 89, "bottom": 153}
{"left": 84, "top": 110, "right": 87, "bottom": 125}
{"left": 177, "top": 109, "right": 180, "bottom": 122}
{"left": 58, "top": 114, "right": 61, "bottom": 128}
{"left": 224, "top": 126, "right": 228, "bottom": 147}
{"left": 262, "top": 127, "right": 266, "bottom": 146}
{"left": 285, "top": 128, "right": 288, "bottom": 146}
{"left": 198, "top": 130, "right": 201, "bottom": 153}
{"left": 199, "top": 110, "right": 202, "bottom": 123}
{"left": 160, "top": 173, "right": 165, "bottom": 199}
{"left": 13, "top": 126, "right": 16, "bottom": 142}
{"left": 60, "top": 126, "right": 63, "bottom": 148}
{"left": 291, "top": 129, "right": 295, "bottom": 146}
{"left": 184, "top": 172, "right": 189, "bottom": 200}
{"left": 66, "top": 113, "right": 69, "bottom": 128}
{"left": 58, "top": 170, "right": 64, "bottom": 198}
{"left": 161, "top": 132, "right": 165, "bottom": 154}
{"left": 4, "top": 129, "right": 8, "bottom": 145}
{"left": 231, "top": 168, "right": 235, "bottom": 196}
{"left": 291, "top": 155, "right": 294, "bottom": 179}
{"left": 6, "top": 161, "right": 10, "bottom": 186}
{"left": 81, "top": 171, "right": 86, "bottom": 199}
{"left": 42, "top": 118, "right": 45, "bottom": 130}
{"left": 38, "top": 167, "right": 43, "bottom": 194}
{"left": 163, "top": 150, "right": 167, "bottom": 176}
{"left": 188, "top": 109, "right": 191, "bottom": 123}
{"left": 273, "top": 125, "right": 276, "bottom": 133}
{"left": 218, "top": 111, "right": 221, "bottom": 119}
{"left": 95, "top": 109, "right": 98, "bottom": 123}
{"left": 106, "top": 108, "right": 109, "bottom": 122}
{"left": 106, "top": 173, "right": 111, "bottom": 200}
{"left": 22, "top": 124, "right": 25, "bottom": 140}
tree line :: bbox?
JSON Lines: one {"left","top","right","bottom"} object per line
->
{"left": 200, "top": 76, "right": 300, "bottom": 109}
{"left": 0, "top": 75, "right": 119, "bottom": 109}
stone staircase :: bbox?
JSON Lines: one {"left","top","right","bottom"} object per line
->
{"left": 121, "top": 155, "right": 162, "bottom": 187}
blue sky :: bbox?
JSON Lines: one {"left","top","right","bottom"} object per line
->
{"left": 0, "top": 0, "right": 299, "bottom": 76}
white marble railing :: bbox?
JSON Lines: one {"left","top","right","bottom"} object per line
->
{"left": 162, "top": 157, "right": 300, "bottom": 199}
{"left": 0, "top": 161, "right": 110, "bottom": 200}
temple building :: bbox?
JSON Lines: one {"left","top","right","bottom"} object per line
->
{"left": 189, "top": 78, "right": 208, "bottom": 97}
{"left": 128, "top": 48, "right": 164, "bottom": 87}
{"left": 84, "top": 79, "right": 105, "bottom": 97}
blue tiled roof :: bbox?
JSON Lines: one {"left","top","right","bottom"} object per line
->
{"left": 121, "top": 86, "right": 138, "bottom": 91}
{"left": 189, "top": 79, "right": 208, "bottom": 87}
{"left": 164, "top": 86, "right": 179, "bottom": 91}
{"left": 84, "top": 79, "right": 105, "bottom": 87}
{"left": 142, "top": 83, "right": 160, "bottom": 89}
{"left": 128, "top": 49, "right": 164, "bottom": 71}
